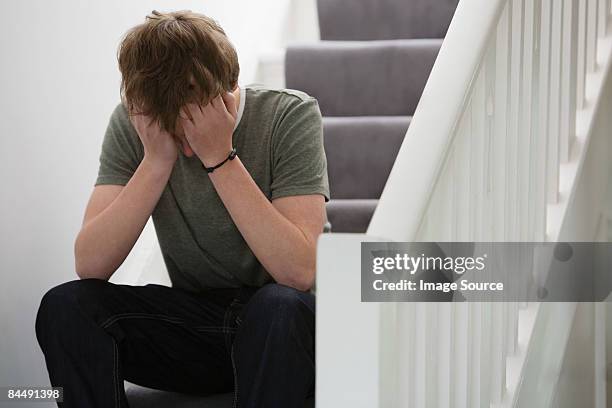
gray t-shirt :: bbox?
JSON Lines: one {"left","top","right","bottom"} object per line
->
{"left": 95, "top": 85, "right": 330, "bottom": 292}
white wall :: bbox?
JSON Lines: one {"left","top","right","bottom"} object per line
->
{"left": 0, "top": 0, "right": 317, "bottom": 403}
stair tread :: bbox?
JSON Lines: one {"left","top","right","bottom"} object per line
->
{"left": 326, "top": 199, "right": 378, "bottom": 233}
{"left": 286, "top": 40, "right": 441, "bottom": 116}
{"left": 323, "top": 115, "right": 411, "bottom": 122}
{"left": 317, "top": 0, "right": 458, "bottom": 41}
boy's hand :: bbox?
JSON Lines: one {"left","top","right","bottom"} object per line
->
{"left": 179, "top": 92, "right": 238, "bottom": 168}
{"left": 130, "top": 113, "right": 178, "bottom": 168}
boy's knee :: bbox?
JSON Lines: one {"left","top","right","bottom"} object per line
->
{"left": 246, "top": 284, "right": 313, "bottom": 324}
{"left": 35, "top": 279, "right": 109, "bottom": 346}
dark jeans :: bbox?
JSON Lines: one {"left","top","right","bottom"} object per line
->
{"left": 35, "top": 279, "right": 315, "bottom": 408}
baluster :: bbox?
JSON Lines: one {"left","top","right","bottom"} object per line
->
{"left": 520, "top": 0, "right": 536, "bottom": 241}
{"left": 587, "top": 0, "right": 598, "bottom": 72}
{"left": 398, "top": 304, "right": 415, "bottom": 407}
{"left": 471, "top": 67, "right": 487, "bottom": 241}
{"left": 426, "top": 304, "right": 439, "bottom": 408}
{"left": 452, "top": 303, "right": 469, "bottom": 408}
{"left": 492, "top": 2, "right": 511, "bottom": 242}
{"left": 535, "top": 0, "right": 552, "bottom": 239}
{"left": 423, "top": 152, "right": 454, "bottom": 240}
{"left": 380, "top": 303, "right": 398, "bottom": 408}
{"left": 506, "top": 0, "right": 523, "bottom": 238}
{"left": 577, "top": 0, "right": 588, "bottom": 110}
{"left": 414, "top": 303, "right": 427, "bottom": 408}
{"left": 507, "top": 300, "right": 519, "bottom": 355}
{"left": 437, "top": 303, "right": 452, "bottom": 408}
{"left": 484, "top": 37, "right": 497, "bottom": 242}
{"left": 560, "top": 0, "right": 579, "bottom": 163}
{"left": 442, "top": 152, "right": 455, "bottom": 241}
{"left": 599, "top": 0, "right": 608, "bottom": 37}
{"left": 469, "top": 303, "right": 483, "bottom": 407}
{"left": 528, "top": 0, "right": 544, "bottom": 241}
{"left": 489, "top": 302, "right": 507, "bottom": 403}
{"left": 479, "top": 299, "right": 493, "bottom": 407}
{"left": 547, "top": 0, "right": 562, "bottom": 204}
{"left": 594, "top": 304, "right": 607, "bottom": 407}
{"left": 452, "top": 112, "right": 472, "bottom": 242}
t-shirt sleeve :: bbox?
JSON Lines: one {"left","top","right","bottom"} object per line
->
{"left": 270, "top": 97, "right": 330, "bottom": 202}
{"left": 94, "top": 103, "right": 144, "bottom": 186}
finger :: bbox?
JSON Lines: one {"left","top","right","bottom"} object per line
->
{"left": 221, "top": 92, "right": 237, "bottom": 119}
{"left": 202, "top": 98, "right": 216, "bottom": 114}
{"left": 185, "top": 103, "right": 203, "bottom": 123}
{"left": 209, "top": 95, "right": 218, "bottom": 109}
{"left": 178, "top": 113, "right": 195, "bottom": 137}
{"left": 213, "top": 94, "right": 228, "bottom": 114}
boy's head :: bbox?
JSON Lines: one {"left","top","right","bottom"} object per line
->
{"left": 118, "top": 10, "right": 239, "bottom": 133}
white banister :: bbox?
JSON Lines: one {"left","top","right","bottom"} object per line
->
{"left": 316, "top": 0, "right": 612, "bottom": 406}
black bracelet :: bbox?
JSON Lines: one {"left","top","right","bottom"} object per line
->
{"left": 202, "top": 147, "right": 237, "bottom": 173}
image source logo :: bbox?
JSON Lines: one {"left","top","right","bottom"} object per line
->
{"left": 361, "top": 242, "right": 612, "bottom": 302}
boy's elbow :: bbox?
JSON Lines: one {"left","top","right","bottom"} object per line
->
{"left": 280, "top": 267, "right": 315, "bottom": 292}
{"left": 74, "top": 257, "right": 106, "bottom": 280}
{"left": 74, "top": 239, "right": 111, "bottom": 281}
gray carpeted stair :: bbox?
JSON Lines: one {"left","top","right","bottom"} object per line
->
{"left": 125, "top": 384, "right": 233, "bottom": 408}
{"left": 325, "top": 199, "right": 379, "bottom": 233}
{"left": 285, "top": 39, "right": 442, "bottom": 117}
{"left": 323, "top": 116, "right": 410, "bottom": 199}
{"left": 317, "top": 0, "right": 458, "bottom": 41}
{"left": 285, "top": 0, "right": 457, "bottom": 233}
{"left": 126, "top": 383, "right": 314, "bottom": 408}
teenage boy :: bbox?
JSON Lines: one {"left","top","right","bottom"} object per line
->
{"left": 35, "top": 10, "right": 329, "bottom": 408}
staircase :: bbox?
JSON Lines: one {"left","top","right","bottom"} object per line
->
{"left": 285, "top": 0, "right": 458, "bottom": 232}
{"left": 316, "top": 0, "right": 612, "bottom": 407}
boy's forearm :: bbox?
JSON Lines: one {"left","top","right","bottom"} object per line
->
{"left": 209, "top": 157, "right": 317, "bottom": 290}
{"left": 74, "top": 157, "right": 173, "bottom": 280}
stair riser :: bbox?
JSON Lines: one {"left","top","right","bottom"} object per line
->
{"left": 326, "top": 200, "right": 379, "bottom": 233}
{"left": 324, "top": 117, "right": 409, "bottom": 199}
